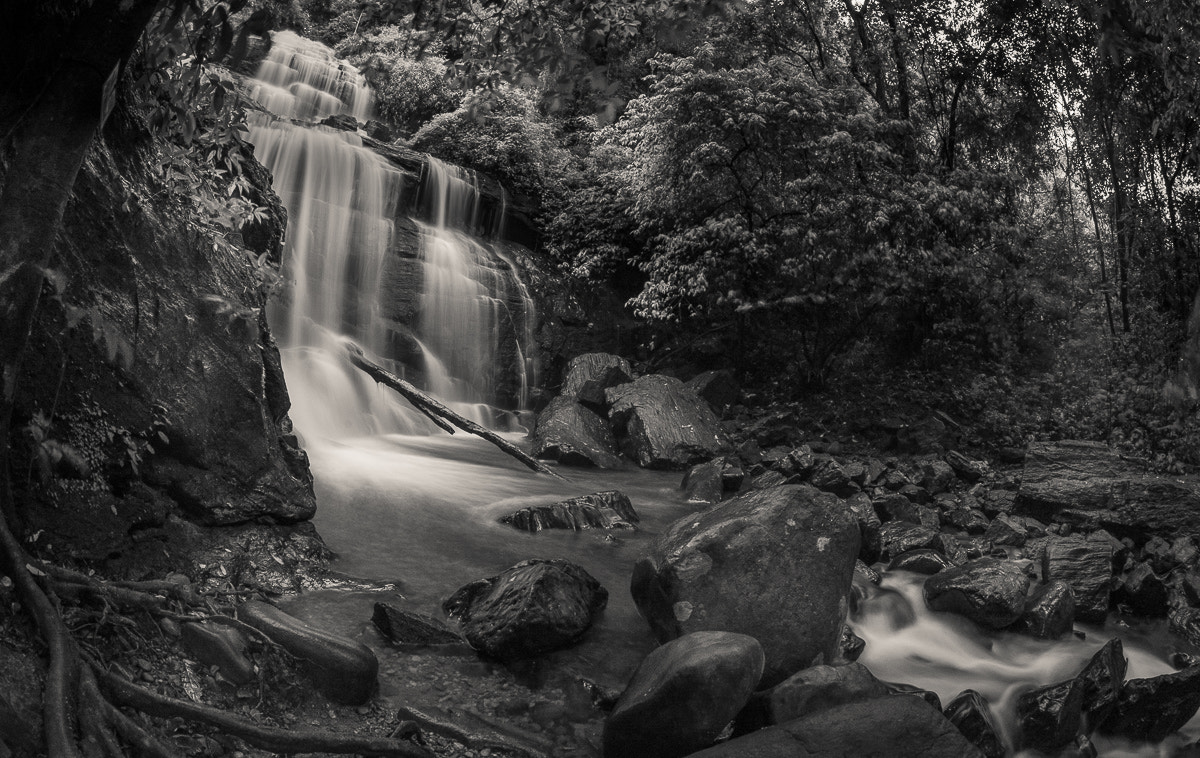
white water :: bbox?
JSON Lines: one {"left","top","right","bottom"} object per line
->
{"left": 850, "top": 572, "right": 1200, "bottom": 756}
{"left": 244, "top": 31, "right": 536, "bottom": 441}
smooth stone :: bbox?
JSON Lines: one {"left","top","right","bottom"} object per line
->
{"left": 371, "top": 603, "right": 462, "bottom": 645}
{"left": 602, "top": 631, "right": 763, "bottom": 758}
{"left": 531, "top": 395, "right": 623, "bottom": 469}
{"left": 443, "top": 559, "right": 607, "bottom": 660}
{"left": 1017, "top": 580, "right": 1076, "bottom": 639}
{"left": 631, "top": 484, "right": 859, "bottom": 687}
{"left": 944, "top": 689, "right": 1004, "bottom": 758}
{"left": 1016, "top": 678, "right": 1085, "bottom": 752}
{"left": 923, "top": 559, "right": 1030, "bottom": 629}
{"left": 499, "top": 490, "right": 638, "bottom": 532}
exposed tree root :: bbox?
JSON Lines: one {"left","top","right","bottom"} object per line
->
{"left": 95, "top": 665, "right": 436, "bottom": 757}
{"left": 343, "top": 341, "right": 563, "bottom": 478}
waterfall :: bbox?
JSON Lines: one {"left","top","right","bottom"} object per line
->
{"left": 244, "top": 31, "right": 536, "bottom": 442}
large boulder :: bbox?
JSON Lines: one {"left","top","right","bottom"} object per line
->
{"left": 1099, "top": 665, "right": 1200, "bottom": 742}
{"left": 531, "top": 395, "right": 622, "bottom": 469}
{"left": 602, "top": 631, "right": 763, "bottom": 758}
{"left": 371, "top": 603, "right": 462, "bottom": 646}
{"left": 1015, "top": 440, "right": 1200, "bottom": 539}
{"left": 631, "top": 485, "right": 859, "bottom": 687}
{"left": 499, "top": 490, "right": 638, "bottom": 532}
{"left": 561, "top": 352, "right": 633, "bottom": 400}
{"left": 443, "top": 559, "right": 607, "bottom": 660}
{"left": 1078, "top": 637, "right": 1126, "bottom": 727}
{"left": 1041, "top": 534, "right": 1113, "bottom": 623}
{"left": 687, "top": 695, "right": 985, "bottom": 758}
{"left": 923, "top": 559, "right": 1030, "bottom": 629}
{"left": 606, "top": 375, "right": 732, "bottom": 470}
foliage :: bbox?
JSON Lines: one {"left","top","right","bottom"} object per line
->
{"left": 337, "top": 25, "right": 462, "bottom": 133}
{"left": 411, "top": 86, "right": 572, "bottom": 211}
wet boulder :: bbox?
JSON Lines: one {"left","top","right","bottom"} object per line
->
{"left": 371, "top": 604, "right": 462, "bottom": 646}
{"left": 1078, "top": 637, "right": 1126, "bottom": 727}
{"left": 561, "top": 352, "right": 633, "bottom": 400}
{"left": 808, "top": 458, "right": 860, "bottom": 497}
{"left": 847, "top": 493, "right": 882, "bottom": 562}
{"left": 443, "top": 559, "right": 607, "bottom": 660}
{"left": 877, "top": 521, "right": 941, "bottom": 562}
{"left": 923, "top": 559, "right": 1030, "bottom": 629}
{"left": 943, "top": 507, "right": 991, "bottom": 535}
{"left": 1016, "top": 440, "right": 1200, "bottom": 539}
{"left": 944, "top": 690, "right": 1004, "bottom": 758}
{"left": 602, "top": 631, "right": 762, "bottom": 758}
{"left": 531, "top": 396, "right": 622, "bottom": 469}
{"left": 736, "top": 662, "right": 890, "bottom": 733}
{"left": 1042, "top": 534, "right": 1113, "bottom": 623}
{"left": 239, "top": 600, "right": 378, "bottom": 705}
{"left": 1016, "top": 580, "right": 1076, "bottom": 639}
{"left": 921, "top": 459, "right": 957, "bottom": 494}
{"left": 631, "top": 484, "right": 859, "bottom": 687}
{"left": 687, "top": 695, "right": 984, "bottom": 758}
{"left": 1100, "top": 665, "right": 1200, "bottom": 742}
{"left": 889, "top": 549, "right": 954, "bottom": 575}
{"left": 983, "top": 513, "right": 1028, "bottom": 547}
{"left": 1016, "top": 678, "right": 1085, "bottom": 752}
{"left": 946, "top": 451, "right": 988, "bottom": 483}
{"left": 606, "top": 375, "right": 732, "bottom": 469}
{"left": 1171, "top": 608, "right": 1200, "bottom": 649}
{"left": 499, "top": 490, "right": 638, "bottom": 532}
{"left": 840, "top": 625, "right": 865, "bottom": 662}
{"left": 874, "top": 493, "right": 939, "bottom": 529}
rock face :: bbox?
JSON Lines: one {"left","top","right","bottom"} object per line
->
{"left": 687, "top": 696, "right": 985, "bottom": 758}
{"left": 531, "top": 396, "right": 622, "bottom": 469}
{"left": 602, "top": 631, "right": 763, "bottom": 758}
{"left": 1016, "top": 440, "right": 1200, "bottom": 539}
{"left": 631, "top": 484, "right": 859, "bottom": 687}
{"left": 606, "top": 375, "right": 732, "bottom": 470}
{"left": 923, "top": 559, "right": 1030, "bottom": 629}
{"left": 443, "top": 559, "right": 607, "bottom": 660}
{"left": 499, "top": 490, "right": 638, "bottom": 532}
{"left": 17, "top": 129, "right": 316, "bottom": 569}
{"left": 1041, "top": 535, "right": 1113, "bottom": 622}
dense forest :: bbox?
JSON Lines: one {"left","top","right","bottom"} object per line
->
{"left": 300, "top": 0, "right": 1200, "bottom": 466}
{"left": 4, "top": 0, "right": 1200, "bottom": 757}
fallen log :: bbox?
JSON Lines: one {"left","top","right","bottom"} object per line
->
{"left": 343, "top": 342, "right": 562, "bottom": 478}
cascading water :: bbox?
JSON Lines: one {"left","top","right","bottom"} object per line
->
{"left": 416, "top": 158, "right": 538, "bottom": 423}
{"left": 244, "top": 31, "right": 535, "bottom": 441}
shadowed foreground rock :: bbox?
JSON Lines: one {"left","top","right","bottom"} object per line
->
{"left": 602, "top": 631, "right": 763, "bottom": 758}
{"left": 686, "top": 695, "right": 985, "bottom": 757}
{"left": 1100, "top": 665, "right": 1200, "bottom": 742}
{"left": 606, "top": 374, "right": 732, "bottom": 469}
{"left": 735, "top": 661, "right": 890, "bottom": 734}
{"left": 943, "top": 689, "right": 1005, "bottom": 758}
{"left": 631, "top": 484, "right": 859, "bottom": 687}
{"left": 443, "top": 559, "right": 607, "bottom": 659}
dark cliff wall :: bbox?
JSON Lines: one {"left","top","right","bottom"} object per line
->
{"left": 9, "top": 115, "right": 322, "bottom": 586}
